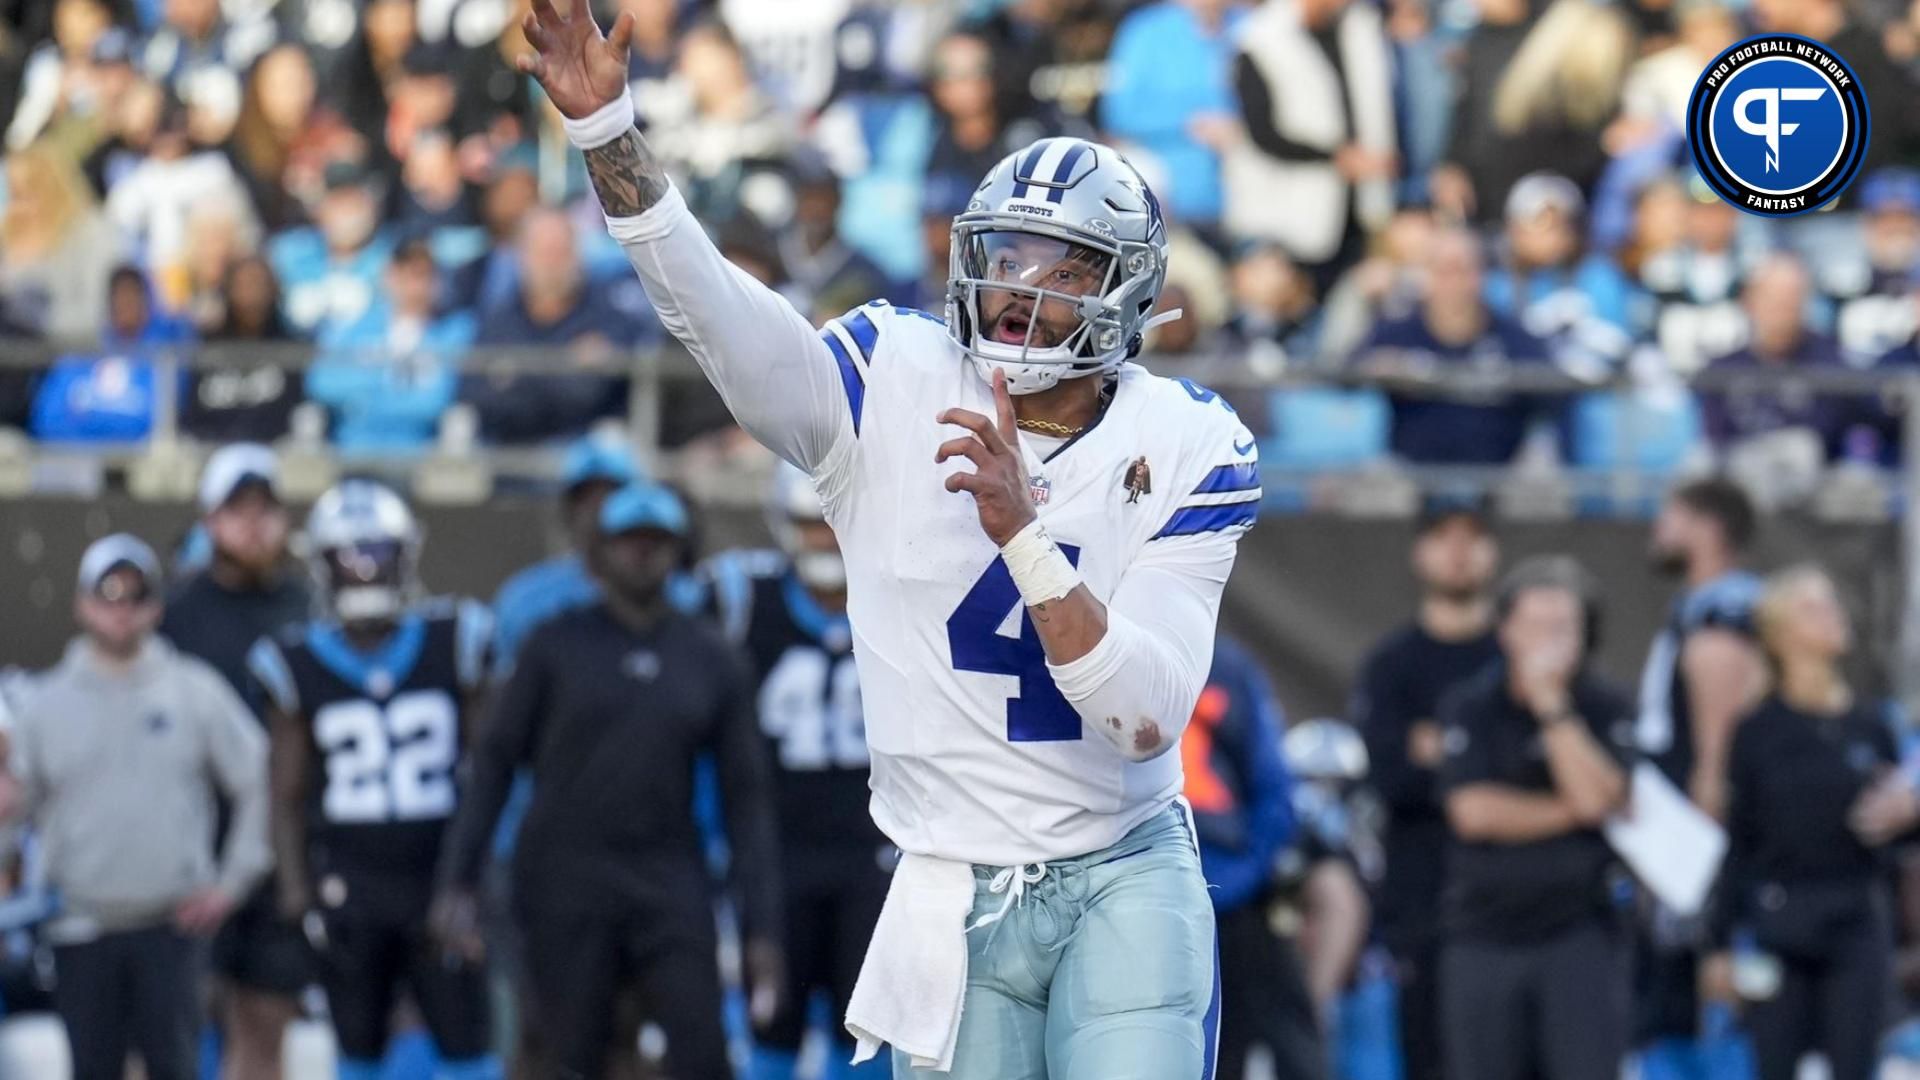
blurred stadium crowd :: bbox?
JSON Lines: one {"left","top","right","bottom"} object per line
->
{"left": 2, "top": 0, "right": 1920, "bottom": 495}
{"left": 4, "top": 0, "right": 1920, "bottom": 1079}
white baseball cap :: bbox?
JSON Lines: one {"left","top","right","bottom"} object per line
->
{"left": 1505, "top": 171, "right": 1586, "bottom": 223}
{"left": 76, "top": 534, "right": 162, "bottom": 596}
{"left": 199, "top": 443, "right": 281, "bottom": 513}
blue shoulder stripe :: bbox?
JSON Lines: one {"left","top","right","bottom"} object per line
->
{"left": 1193, "top": 462, "right": 1260, "bottom": 495}
{"left": 455, "top": 600, "right": 493, "bottom": 692}
{"left": 245, "top": 637, "right": 299, "bottom": 714}
{"left": 1152, "top": 501, "right": 1259, "bottom": 541}
{"left": 1681, "top": 570, "right": 1762, "bottom": 633}
{"left": 845, "top": 310, "right": 880, "bottom": 364}
{"left": 820, "top": 330, "right": 865, "bottom": 435}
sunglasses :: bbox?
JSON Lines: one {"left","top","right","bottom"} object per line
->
{"left": 91, "top": 576, "right": 154, "bottom": 606}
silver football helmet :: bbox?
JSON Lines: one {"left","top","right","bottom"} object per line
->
{"left": 1284, "top": 719, "right": 1371, "bottom": 784}
{"left": 946, "top": 137, "right": 1174, "bottom": 395}
{"left": 766, "top": 461, "right": 844, "bottom": 592}
{"left": 306, "top": 479, "right": 422, "bottom": 623}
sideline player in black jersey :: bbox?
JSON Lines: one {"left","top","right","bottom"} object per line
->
{"left": 248, "top": 480, "right": 498, "bottom": 1080}
{"left": 435, "top": 481, "right": 784, "bottom": 1080}
{"left": 1633, "top": 478, "right": 1766, "bottom": 1073}
{"left": 711, "top": 464, "right": 892, "bottom": 1080}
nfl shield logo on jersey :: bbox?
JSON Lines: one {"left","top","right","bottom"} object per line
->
{"left": 1029, "top": 474, "right": 1052, "bottom": 506}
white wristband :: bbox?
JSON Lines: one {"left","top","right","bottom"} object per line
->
{"left": 562, "top": 88, "right": 637, "bottom": 150}
{"left": 1001, "top": 519, "right": 1082, "bottom": 607}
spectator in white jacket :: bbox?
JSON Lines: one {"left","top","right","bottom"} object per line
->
{"left": 1225, "top": 0, "right": 1398, "bottom": 290}
{"left": 2, "top": 534, "right": 269, "bottom": 1080}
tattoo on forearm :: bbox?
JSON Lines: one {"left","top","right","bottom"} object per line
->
{"left": 1032, "top": 602, "right": 1051, "bottom": 624}
{"left": 583, "top": 126, "right": 670, "bottom": 218}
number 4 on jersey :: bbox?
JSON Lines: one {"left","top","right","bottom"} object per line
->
{"left": 947, "top": 545, "right": 1083, "bottom": 742}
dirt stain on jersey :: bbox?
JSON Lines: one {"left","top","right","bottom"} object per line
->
{"left": 1132, "top": 720, "right": 1163, "bottom": 754}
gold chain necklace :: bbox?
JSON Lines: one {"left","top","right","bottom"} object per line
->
{"left": 1015, "top": 417, "right": 1086, "bottom": 438}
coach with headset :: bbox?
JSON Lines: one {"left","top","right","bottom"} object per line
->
{"left": 1435, "top": 556, "right": 1635, "bottom": 1080}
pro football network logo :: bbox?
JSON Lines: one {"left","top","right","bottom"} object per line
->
{"left": 1686, "top": 34, "right": 1870, "bottom": 216}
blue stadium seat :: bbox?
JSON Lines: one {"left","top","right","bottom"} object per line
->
{"left": 1262, "top": 388, "right": 1391, "bottom": 469}
{"left": 1567, "top": 390, "right": 1703, "bottom": 472}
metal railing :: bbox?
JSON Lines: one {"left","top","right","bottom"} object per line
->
{"left": 4, "top": 336, "right": 1920, "bottom": 713}
{"left": 3, "top": 337, "right": 1915, "bottom": 484}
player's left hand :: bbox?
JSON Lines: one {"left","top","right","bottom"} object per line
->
{"left": 428, "top": 888, "right": 487, "bottom": 965}
{"left": 174, "top": 886, "right": 236, "bottom": 936}
{"left": 744, "top": 936, "right": 785, "bottom": 1031}
{"left": 937, "top": 368, "right": 1037, "bottom": 547}
{"left": 1850, "top": 774, "right": 1920, "bottom": 846}
{"left": 1515, "top": 632, "right": 1578, "bottom": 722}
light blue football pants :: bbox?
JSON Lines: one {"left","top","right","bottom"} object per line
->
{"left": 893, "top": 801, "right": 1221, "bottom": 1079}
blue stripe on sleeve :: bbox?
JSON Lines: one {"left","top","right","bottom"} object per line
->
{"left": 455, "top": 600, "right": 493, "bottom": 692}
{"left": 1192, "top": 462, "right": 1261, "bottom": 495}
{"left": 1151, "top": 499, "right": 1259, "bottom": 540}
{"left": 821, "top": 330, "right": 865, "bottom": 435}
{"left": 845, "top": 311, "right": 880, "bottom": 365}
{"left": 245, "top": 638, "right": 299, "bottom": 714}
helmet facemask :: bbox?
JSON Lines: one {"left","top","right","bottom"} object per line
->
{"left": 947, "top": 217, "right": 1159, "bottom": 395}
{"left": 317, "top": 538, "right": 416, "bottom": 624}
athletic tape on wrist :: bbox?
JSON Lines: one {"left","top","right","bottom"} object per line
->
{"left": 1001, "top": 519, "right": 1081, "bottom": 607}
{"left": 562, "top": 89, "right": 637, "bottom": 150}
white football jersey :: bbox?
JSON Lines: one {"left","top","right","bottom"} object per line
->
{"left": 804, "top": 302, "right": 1259, "bottom": 865}
{"left": 610, "top": 187, "right": 1259, "bottom": 866}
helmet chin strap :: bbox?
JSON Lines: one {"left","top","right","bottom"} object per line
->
{"left": 977, "top": 354, "right": 1066, "bottom": 396}
{"left": 1140, "top": 307, "right": 1184, "bottom": 333}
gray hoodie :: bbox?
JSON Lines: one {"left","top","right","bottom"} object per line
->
{"left": 10, "top": 636, "right": 270, "bottom": 941}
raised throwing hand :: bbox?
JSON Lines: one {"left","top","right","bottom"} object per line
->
{"left": 516, "top": 0, "right": 633, "bottom": 120}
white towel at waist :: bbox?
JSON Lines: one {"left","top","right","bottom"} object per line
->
{"left": 843, "top": 852, "right": 976, "bottom": 1071}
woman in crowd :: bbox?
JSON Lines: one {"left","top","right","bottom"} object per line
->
{"left": 230, "top": 43, "right": 326, "bottom": 231}
{"left": 183, "top": 255, "right": 303, "bottom": 443}
{"left": 200, "top": 255, "right": 291, "bottom": 344}
{"left": 330, "top": 0, "right": 419, "bottom": 147}
{"left": 179, "top": 201, "right": 260, "bottom": 332}
{"left": 1432, "top": 0, "right": 1636, "bottom": 225}
{"left": 0, "top": 145, "right": 121, "bottom": 341}
{"left": 644, "top": 20, "right": 793, "bottom": 225}
{"left": 1708, "top": 565, "right": 1920, "bottom": 1080}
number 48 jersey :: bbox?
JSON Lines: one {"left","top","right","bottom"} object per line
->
{"left": 707, "top": 551, "right": 888, "bottom": 855}
{"left": 248, "top": 598, "right": 492, "bottom": 888}
{"left": 809, "top": 302, "right": 1260, "bottom": 867}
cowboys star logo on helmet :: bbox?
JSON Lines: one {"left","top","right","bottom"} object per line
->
{"left": 1687, "top": 33, "right": 1870, "bottom": 216}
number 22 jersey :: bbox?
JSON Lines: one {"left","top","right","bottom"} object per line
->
{"left": 248, "top": 599, "right": 491, "bottom": 893}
